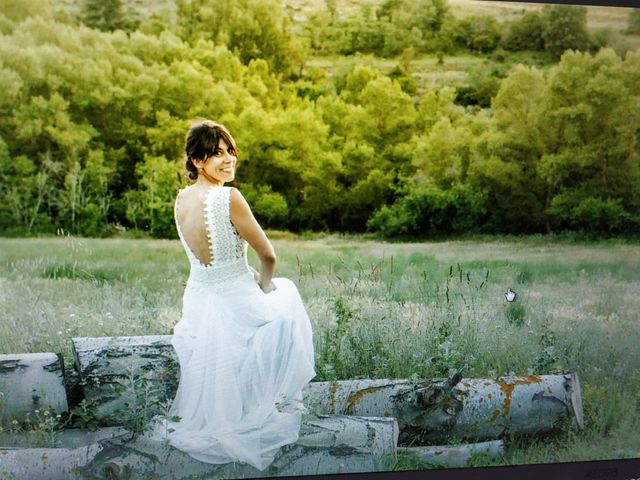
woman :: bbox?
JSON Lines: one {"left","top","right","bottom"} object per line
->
{"left": 149, "top": 119, "right": 316, "bottom": 471}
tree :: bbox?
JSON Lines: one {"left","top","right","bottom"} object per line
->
{"left": 453, "top": 15, "right": 502, "bottom": 53}
{"left": 502, "top": 11, "right": 545, "bottom": 51}
{"left": 627, "top": 9, "right": 640, "bottom": 35}
{"left": 80, "top": 0, "right": 138, "bottom": 32}
{"left": 541, "top": 5, "right": 591, "bottom": 59}
{"left": 537, "top": 49, "right": 640, "bottom": 232}
{"left": 176, "top": 0, "right": 304, "bottom": 76}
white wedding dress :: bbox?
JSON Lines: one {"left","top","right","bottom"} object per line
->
{"left": 147, "top": 185, "right": 316, "bottom": 471}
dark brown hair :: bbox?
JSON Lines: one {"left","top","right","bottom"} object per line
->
{"left": 184, "top": 120, "right": 238, "bottom": 180}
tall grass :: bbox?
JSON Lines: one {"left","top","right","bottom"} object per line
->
{"left": 1, "top": 234, "right": 639, "bottom": 468}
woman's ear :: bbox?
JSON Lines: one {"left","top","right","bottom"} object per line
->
{"left": 191, "top": 155, "right": 206, "bottom": 170}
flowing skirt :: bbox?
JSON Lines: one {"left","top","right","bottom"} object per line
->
{"left": 148, "top": 272, "right": 316, "bottom": 471}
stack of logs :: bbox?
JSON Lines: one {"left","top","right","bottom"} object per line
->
{"left": 0, "top": 335, "right": 584, "bottom": 479}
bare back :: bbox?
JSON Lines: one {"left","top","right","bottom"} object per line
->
{"left": 175, "top": 185, "right": 213, "bottom": 267}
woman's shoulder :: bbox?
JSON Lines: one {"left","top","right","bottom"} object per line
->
{"left": 228, "top": 187, "right": 253, "bottom": 215}
{"left": 228, "top": 186, "right": 244, "bottom": 201}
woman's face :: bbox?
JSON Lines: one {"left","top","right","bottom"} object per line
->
{"left": 195, "top": 137, "right": 237, "bottom": 185}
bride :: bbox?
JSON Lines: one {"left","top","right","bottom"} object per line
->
{"left": 149, "top": 119, "right": 316, "bottom": 471}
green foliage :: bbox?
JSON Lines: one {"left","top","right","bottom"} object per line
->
{"left": 80, "top": 0, "right": 139, "bottom": 32}
{"left": 241, "top": 183, "right": 289, "bottom": 228}
{"left": 111, "top": 365, "right": 166, "bottom": 440}
{"left": 176, "top": 0, "right": 303, "bottom": 76}
{"left": 502, "top": 11, "right": 545, "bottom": 52}
{"left": 1, "top": 407, "right": 64, "bottom": 448}
{"left": 68, "top": 399, "right": 100, "bottom": 431}
{"left": 452, "top": 15, "right": 502, "bottom": 53}
{"left": 367, "top": 184, "right": 487, "bottom": 238}
{"left": 0, "top": 2, "right": 638, "bottom": 239}
{"left": 505, "top": 301, "right": 526, "bottom": 327}
{"left": 548, "top": 195, "right": 633, "bottom": 234}
{"left": 126, "top": 155, "right": 182, "bottom": 238}
{"left": 532, "top": 317, "right": 558, "bottom": 373}
{"left": 305, "top": 0, "right": 449, "bottom": 57}
{"left": 541, "top": 5, "right": 592, "bottom": 59}
{"left": 316, "top": 296, "right": 355, "bottom": 380}
{"left": 628, "top": 9, "right": 640, "bottom": 35}
{"left": 455, "top": 67, "right": 503, "bottom": 107}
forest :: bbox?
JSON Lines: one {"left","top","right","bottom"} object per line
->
{"left": 0, "top": 0, "right": 639, "bottom": 238}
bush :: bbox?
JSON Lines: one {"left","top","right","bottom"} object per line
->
{"left": 367, "top": 184, "right": 487, "bottom": 238}
{"left": 548, "top": 194, "right": 632, "bottom": 234}
{"left": 502, "top": 11, "right": 545, "bottom": 51}
{"left": 627, "top": 9, "right": 640, "bottom": 35}
{"left": 569, "top": 197, "right": 631, "bottom": 233}
{"left": 241, "top": 183, "right": 289, "bottom": 228}
{"left": 454, "top": 15, "right": 502, "bottom": 53}
{"left": 455, "top": 67, "right": 502, "bottom": 107}
{"left": 541, "top": 5, "right": 591, "bottom": 59}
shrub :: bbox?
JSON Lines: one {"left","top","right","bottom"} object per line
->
{"left": 541, "top": 5, "right": 591, "bottom": 59}
{"left": 502, "top": 11, "right": 545, "bottom": 51}
{"left": 454, "top": 15, "right": 502, "bottom": 53}
{"left": 367, "top": 184, "right": 487, "bottom": 238}
{"left": 547, "top": 194, "right": 632, "bottom": 234}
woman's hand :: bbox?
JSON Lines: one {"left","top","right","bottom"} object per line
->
{"left": 259, "top": 280, "right": 277, "bottom": 294}
{"left": 249, "top": 266, "right": 277, "bottom": 293}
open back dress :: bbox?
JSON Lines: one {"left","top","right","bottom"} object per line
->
{"left": 148, "top": 185, "right": 316, "bottom": 471}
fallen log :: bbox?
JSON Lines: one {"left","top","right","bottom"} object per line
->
{"left": 303, "top": 371, "right": 584, "bottom": 444}
{"left": 71, "top": 336, "right": 584, "bottom": 444}
{"left": 398, "top": 440, "right": 504, "bottom": 468}
{"left": 0, "top": 415, "right": 398, "bottom": 480}
{"left": 71, "top": 335, "right": 178, "bottom": 422}
{"left": 0, "top": 353, "right": 68, "bottom": 424}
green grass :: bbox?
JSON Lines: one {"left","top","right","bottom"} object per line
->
{"left": 1, "top": 234, "right": 639, "bottom": 470}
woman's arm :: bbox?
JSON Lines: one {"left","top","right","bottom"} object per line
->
{"left": 229, "top": 188, "right": 277, "bottom": 293}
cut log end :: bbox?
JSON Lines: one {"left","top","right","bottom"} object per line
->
{"left": 569, "top": 371, "right": 584, "bottom": 430}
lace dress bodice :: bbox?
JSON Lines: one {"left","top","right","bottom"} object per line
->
{"left": 174, "top": 186, "right": 249, "bottom": 289}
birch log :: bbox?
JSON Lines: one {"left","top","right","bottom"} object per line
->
{"left": 303, "top": 371, "right": 583, "bottom": 443}
{"left": 0, "top": 415, "right": 399, "bottom": 480}
{"left": 398, "top": 440, "right": 505, "bottom": 468}
{"left": 0, "top": 353, "right": 68, "bottom": 424}
{"left": 71, "top": 336, "right": 584, "bottom": 443}
{"left": 71, "top": 335, "right": 178, "bottom": 421}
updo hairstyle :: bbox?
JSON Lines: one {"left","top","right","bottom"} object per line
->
{"left": 184, "top": 120, "right": 238, "bottom": 180}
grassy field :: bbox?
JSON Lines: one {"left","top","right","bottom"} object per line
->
{"left": 1, "top": 234, "right": 639, "bottom": 470}
{"left": 284, "top": 0, "right": 636, "bottom": 29}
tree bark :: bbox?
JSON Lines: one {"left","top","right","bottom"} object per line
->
{"left": 71, "top": 336, "right": 584, "bottom": 444}
{"left": 303, "top": 371, "right": 583, "bottom": 444}
{"left": 398, "top": 439, "right": 505, "bottom": 468}
{"left": 71, "top": 335, "right": 178, "bottom": 422}
{"left": 0, "top": 353, "right": 68, "bottom": 424}
{"left": 0, "top": 415, "right": 399, "bottom": 480}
